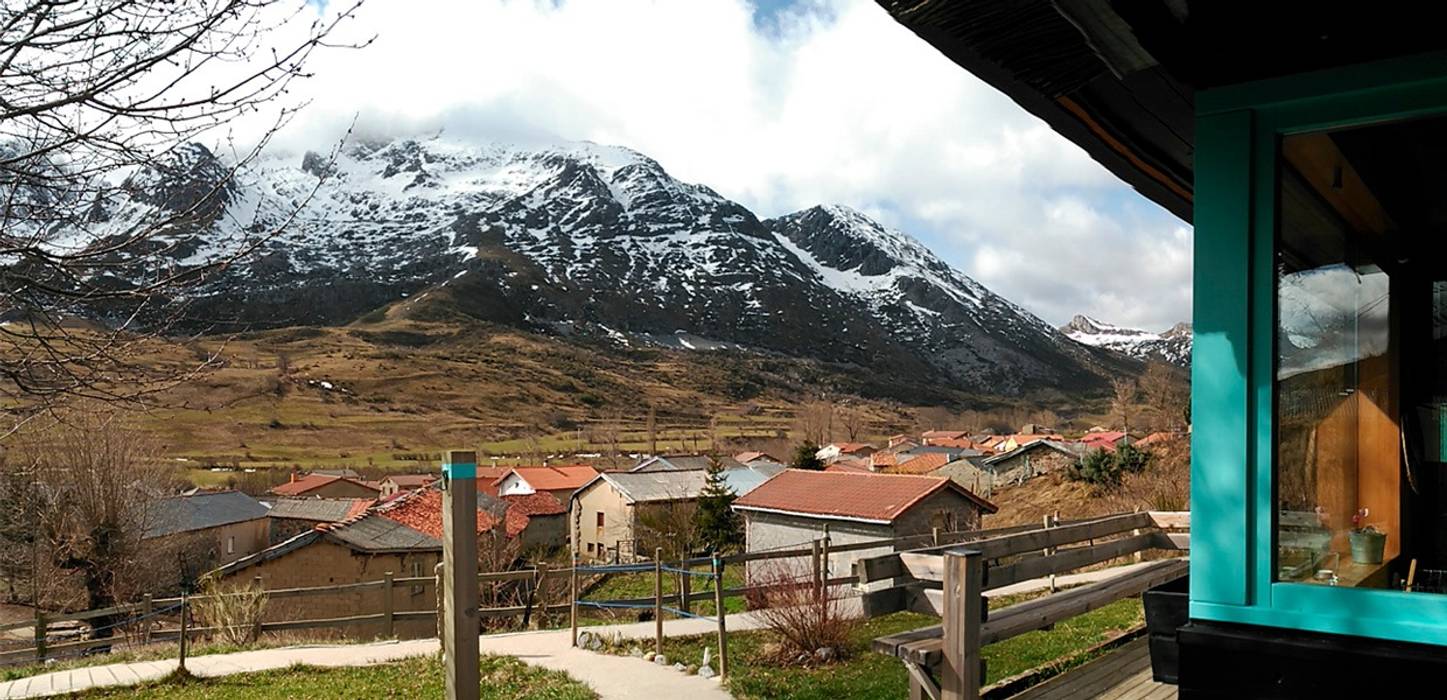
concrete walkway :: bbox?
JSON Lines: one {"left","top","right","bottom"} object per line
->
{"left": 0, "top": 610, "right": 780, "bottom": 699}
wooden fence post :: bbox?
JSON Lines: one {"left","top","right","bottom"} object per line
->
{"left": 382, "top": 571, "right": 395, "bottom": 638}
{"left": 1044, "top": 514, "right": 1058, "bottom": 594}
{"left": 713, "top": 555, "right": 728, "bottom": 680}
{"left": 679, "top": 557, "right": 691, "bottom": 616}
{"left": 441, "top": 449, "right": 480, "bottom": 700}
{"left": 942, "top": 548, "right": 984, "bottom": 700}
{"left": 1132, "top": 509, "right": 1144, "bottom": 564}
{"left": 570, "top": 554, "right": 579, "bottom": 647}
{"left": 653, "top": 547, "right": 663, "bottom": 656}
{"left": 527, "top": 563, "right": 548, "bottom": 630}
{"left": 178, "top": 594, "right": 189, "bottom": 673}
{"left": 434, "top": 562, "right": 445, "bottom": 640}
{"left": 811, "top": 539, "right": 822, "bottom": 601}
{"left": 822, "top": 525, "right": 832, "bottom": 590}
{"left": 932, "top": 527, "right": 941, "bottom": 547}
{"left": 33, "top": 610, "right": 45, "bottom": 663}
{"left": 141, "top": 594, "right": 153, "bottom": 645}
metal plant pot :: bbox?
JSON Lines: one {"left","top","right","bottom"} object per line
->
{"left": 1349, "top": 530, "right": 1386, "bottom": 565}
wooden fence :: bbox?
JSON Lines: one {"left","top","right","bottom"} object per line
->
{"left": 864, "top": 511, "right": 1190, "bottom": 700}
{"left": 0, "top": 518, "right": 1047, "bottom": 668}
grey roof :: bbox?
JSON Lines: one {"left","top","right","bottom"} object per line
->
{"left": 325, "top": 515, "right": 441, "bottom": 553}
{"left": 598, "top": 470, "right": 708, "bottom": 503}
{"left": 266, "top": 498, "right": 365, "bottom": 523}
{"left": 983, "top": 440, "right": 1086, "bottom": 466}
{"left": 145, "top": 491, "right": 268, "bottom": 539}
{"left": 631, "top": 455, "right": 746, "bottom": 473}
{"left": 898, "top": 446, "right": 985, "bottom": 459}
{"left": 721, "top": 463, "right": 785, "bottom": 496}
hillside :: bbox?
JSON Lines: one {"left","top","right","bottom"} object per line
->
{"left": 132, "top": 316, "right": 1101, "bottom": 475}
{"left": 1060, "top": 315, "right": 1191, "bottom": 366}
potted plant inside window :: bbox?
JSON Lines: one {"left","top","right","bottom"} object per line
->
{"left": 1348, "top": 508, "right": 1386, "bottom": 565}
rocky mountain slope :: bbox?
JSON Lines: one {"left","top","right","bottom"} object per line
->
{"left": 1060, "top": 315, "right": 1191, "bottom": 366}
{"left": 64, "top": 134, "right": 1137, "bottom": 397}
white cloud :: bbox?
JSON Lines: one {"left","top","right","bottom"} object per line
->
{"left": 271, "top": 0, "right": 1192, "bottom": 330}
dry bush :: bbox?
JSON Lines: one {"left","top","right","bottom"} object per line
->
{"left": 744, "top": 564, "right": 856, "bottom": 664}
{"left": 193, "top": 574, "right": 269, "bottom": 647}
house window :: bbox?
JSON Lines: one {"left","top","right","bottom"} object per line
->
{"left": 595, "top": 512, "right": 605, "bottom": 527}
{"left": 587, "top": 542, "right": 595, "bottom": 553}
{"left": 1269, "top": 119, "right": 1447, "bottom": 590}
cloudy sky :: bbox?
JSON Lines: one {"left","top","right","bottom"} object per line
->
{"left": 280, "top": 0, "right": 1192, "bottom": 330}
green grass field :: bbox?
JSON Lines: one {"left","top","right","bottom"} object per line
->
{"left": 577, "top": 564, "right": 748, "bottom": 625}
{"left": 67, "top": 655, "right": 594, "bottom": 699}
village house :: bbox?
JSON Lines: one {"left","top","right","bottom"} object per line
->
{"left": 732, "top": 451, "right": 782, "bottom": 467}
{"left": 215, "top": 514, "right": 441, "bottom": 640}
{"left": 919, "top": 430, "right": 969, "bottom": 445}
{"left": 265, "top": 498, "right": 373, "bottom": 544}
{"left": 377, "top": 474, "right": 436, "bottom": 497}
{"left": 1080, "top": 430, "right": 1130, "bottom": 452}
{"left": 493, "top": 465, "right": 597, "bottom": 506}
{"left": 570, "top": 464, "right": 780, "bottom": 562}
{"left": 815, "top": 442, "right": 877, "bottom": 463}
{"left": 982, "top": 440, "right": 1085, "bottom": 484}
{"left": 997, "top": 432, "right": 1066, "bottom": 453}
{"left": 268, "top": 473, "right": 381, "bottom": 499}
{"left": 145, "top": 491, "right": 271, "bottom": 581}
{"left": 631, "top": 454, "right": 746, "bottom": 472}
{"left": 375, "top": 486, "right": 568, "bottom": 553}
{"left": 732, "top": 470, "right": 997, "bottom": 583}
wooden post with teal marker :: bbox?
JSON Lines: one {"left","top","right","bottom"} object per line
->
{"left": 441, "top": 449, "right": 480, "bottom": 700}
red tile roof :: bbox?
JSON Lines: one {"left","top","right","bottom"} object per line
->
{"left": 734, "top": 451, "right": 779, "bottom": 464}
{"left": 921, "top": 430, "right": 968, "bottom": 440}
{"left": 869, "top": 452, "right": 898, "bottom": 469}
{"left": 376, "top": 488, "right": 559, "bottom": 540}
{"left": 829, "top": 442, "right": 876, "bottom": 455}
{"left": 735, "top": 469, "right": 996, "bottom": 522}
{"left": 376, "top": 489, "right": 498, "bottom": 539}
{"left": 384, "top": 474, "right": 437, "bottom": 488}
{"left": 500, "top": 465, "right": 597, "bottom": 491}
{"left": 926, "top": 437, "right": 977, "bottom": 450}
{"left": 502, "top": 492, "right": 565, "bottom": 517}
{"left": 268, "top": 473, "right": 381, "bottom": 497}
{"left": 888, "top": 452, "right": 954, "bottom": 475}
{"left": 825, "top": 461, "right": 871, "bottom": 473}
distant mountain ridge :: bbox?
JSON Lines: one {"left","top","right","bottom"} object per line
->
{"left": 1060, "top": 315, "right": 1191, "bottom": 366}
{"left": 49, "top": 134, "right": 1141, "bottom": 397}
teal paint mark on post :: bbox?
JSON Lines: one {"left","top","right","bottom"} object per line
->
{"left": 442, "top": 460, "right": 477, "bottom": 480}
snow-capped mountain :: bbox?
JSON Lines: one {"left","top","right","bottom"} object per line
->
{"left": 65, "top": 134, "right": 1136, "bottom": 396}
{"left": 1061, "top": 315, "right": 1192, "bottom": 366}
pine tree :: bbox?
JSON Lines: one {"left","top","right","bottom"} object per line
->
{"left": 791, "top": 441, "right": 824, "bottom": 471}
{"left": 696, "top": 456, "right": 742, "bottom": 552}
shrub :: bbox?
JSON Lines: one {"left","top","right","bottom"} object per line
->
{"left": 746, "top": 564, "right": 856, "bottom": 664}
{"left": 193, "top": 574, "right": 269, "bottom": 647}
{"left": 1070, "top": 444, "right": 1154, "bottom": 489}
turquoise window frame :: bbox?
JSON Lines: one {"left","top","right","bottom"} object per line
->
{"left": 1190, "top": 50, "right": 1447, "bottom": 646}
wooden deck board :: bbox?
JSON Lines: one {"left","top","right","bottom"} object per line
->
{"left": 1009, "top": 638, "right": 1176, "bottom": 700}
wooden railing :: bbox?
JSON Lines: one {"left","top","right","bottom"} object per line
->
{"left": 862, "top": 511, "right": 1190, "bottom": 700}
{"left": 0, "top": 519, "right": 1044, "bottom": 667}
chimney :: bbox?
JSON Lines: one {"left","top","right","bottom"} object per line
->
{"left": 290, "top": 471, "right": 297, "bottom": 484}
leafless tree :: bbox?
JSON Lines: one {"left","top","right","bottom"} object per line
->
{"left": 1, "top": 0, "right": 368, "bottom": 435}
{"left": 635, "top": 497, "right": 700, "bottom": 562}
{"left": 793, "top": 400, "right": 835, "bottom": 446}
{"left": 1112, "top": 377, "right": 1139, "bottom": 435}
{"left": 1140, "top": 362, "right": 1189, "bottom": 431}
{"left": 5, "top": 414, "right": 185, "bottom": 644}
{"left": 837, "top": 406, "right": 869, "bottom": 442}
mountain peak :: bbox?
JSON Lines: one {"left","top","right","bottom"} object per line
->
{"left": 1062, "top": 315, "right": 1192, "bottom": 365}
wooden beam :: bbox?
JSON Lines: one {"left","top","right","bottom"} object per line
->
{"left": 985, "top": 533, "right": 1162, "bottom": 591}
{"left": 1147, "top": 511, "right": 1190, "bottom": 530}
{"left": 859, "top": 513, "right": 1155, "bottom": 584}
{"left": 906, "top": 660, "right": 943, "bottom": 700}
